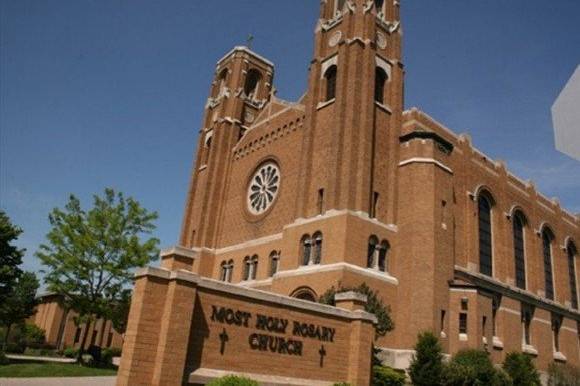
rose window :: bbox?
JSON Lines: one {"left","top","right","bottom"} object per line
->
{"left": 247, "top": 162, "right": 280, "bottom": 215}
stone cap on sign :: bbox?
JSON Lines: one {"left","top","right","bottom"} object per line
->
{"left": 160, "top": 245, "right": 198, "bottom": 272}
{"left": 135, "top": 266, "right": 378, "bottom": 324}
{"left": 160, "top": 245, "right": 197, "bottom": 259}
{"left": 335, "top": 291, "right": 368, "bottom": 312}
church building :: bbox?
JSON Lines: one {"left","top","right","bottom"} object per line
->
{"left": 117, "top": 1, "right": 580, "bottom": 384}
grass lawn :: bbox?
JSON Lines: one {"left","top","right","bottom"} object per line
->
{"left": 0, "top": 361, "right": 117, "bottom": 377}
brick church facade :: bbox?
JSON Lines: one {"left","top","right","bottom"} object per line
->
{"left": 120, "top": 0, "right": 580, "bottom": 383}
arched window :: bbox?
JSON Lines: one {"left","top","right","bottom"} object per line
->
{"left": 374, "top": 67, "right": 387, "bottom": 104}
{"left": 478, "top": 192, "right": 494, "bottom": 276}
{"left": 244, "top": 69, "right": 261, "bottom": 99}
{"left": 374, "top": 0, "right": 384, "bottom": 14}
{"left": 324, "top": 65, "right": 337, "bottom": 101}
{"left": 301, "top": 235, "right": 311, "bottom": 266}
{"left": 313, "top": 232, "right": 323, "bottom": 264}
{"left": 202, "top": 136, "right": 212, "bottom": 166}
{"left": 269, "top": 250, "right": 280, "bottom": 277}
{"left": 567, "top": 241, "right": 578, "bottom": 309}
{"left": 250, "top": 254, "right": 258, "bottom": 280}
{"left": 378, "top": 240, "right": 389, "bottom": 272}
{"left": 335, "top": 0, "right": 346, "bottom": 13}
{"left": 243, "top": 256, "right": 251, "bottom": 281}
{"left": 367, "top": 235, "right": 379, "bottom": 268}
{"left": 226, "top": 260, "right": 234, "bottom": 283}
{"left": 291, "top": 287, "right": 317, "bottom": 302}
{"left": 542, "top": 227, "right": 555, "bottom": 300}
{"left": 220, "top": 261, "right": 228, "bottom": 282}
{"left": 216, "top": 68, "right": 228, "bottom": 97}
{"left": 512, "top": 211, "right": 527, "bottom": 289}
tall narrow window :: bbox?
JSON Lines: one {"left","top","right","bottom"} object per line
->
{"left": 301, "top": 235, "right": 311, "bottom": 266}
{"left": 374, "top": 67, "right": 387, "bottom": 104}
{"left": 478, "top": 193, "right": 493, "bottom": 276}
{"left": 459, "top": 313, "right": 468, "bottom": 334}
{"left": 243, "top": 256, "right": 251, "bottom": 281}
{"left": 313, "top": 232, "right": 323, "bottom": 264}
{"left": 324, "top": 65, "right": 337, "bottom": 101}
{"left": 374, "top": 0, "right": 384, "bottom": 13}
{"left": 202, "top": 136, "right": 212, "bottom": 166}
{"left": 513, "top": 212, "right": 527, "bottom": 289}
{"left": 250, "top": 255, "right": 258, "bottom": 280}
{"left": 216, "top": 68, "right": 228, "bottom": 97}
{"left": 492, "top": 299, "right": 498, "bottom": 337}
{"left": 74, "top": 327, "right": 81, "bottom": 344}
{"left": 440, "top": 310, "right": 446, "bottom": 335}
{"left": 367, "top": 235, "right": 378, "bottom": 268}
{"left": 335, "top": 0, "right": 346, "bottom": 13}
{"left": 220, "top": 261, "right": 228, "bottom": 282}
{"left": 542, "top": 228, "right": 555, "bottom": 300}
{"left": 244, "top": 69, "right": 261, "bottom": 99}
{"left": 317, "top": 189, "right": 325, "bottom": 215}
{"left": 378, "top": 240, "right": 389, "bottom": 272}
{"left": 567, "top": 242, "right": 578, "bottom": 309}
{"left": 552, "top": 314, "right": 562, "bottom": 352}
{"left": 269, "top": 251, "right": 280, "bottom": 277}
{"left": 482, "top": 316, "right": 487, "bottom": 339}
{"left": 226, "top": 260, "right": 234, "bottom": 283}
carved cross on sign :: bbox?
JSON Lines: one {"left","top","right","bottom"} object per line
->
{"left": 319, "top": 344, "right": 327, "bottom": 367}
{"left": 219, "top": 328, "right": 229, "bottom": 355}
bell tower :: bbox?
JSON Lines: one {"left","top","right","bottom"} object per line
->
{"left": 295, "top": 0, "right": 404, "bottom": 225}
{"left": 180, "top": 47, "right": 274, "bottom": 248}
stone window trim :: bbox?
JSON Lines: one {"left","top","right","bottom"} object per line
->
{"left": 301, "top": 233, "right": 323, "bottom": 266}
{"left": 246, "top": 161, "right": 281, "bottom": 216}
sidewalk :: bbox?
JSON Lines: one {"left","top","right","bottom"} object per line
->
{"left": 0, "top": 376, "right": 116, "bottom": 386}
{"left": 5, "top": 354, "right": 76, "bottom": 363}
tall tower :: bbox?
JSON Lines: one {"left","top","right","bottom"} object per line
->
{"left": 295, "top": 0, "right": 404, "bottom": 225}
{"left": 180, "top": 47, "right": 274, "bottom": 248}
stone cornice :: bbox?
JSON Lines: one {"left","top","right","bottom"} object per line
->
{"left": 454, "top": 265, "right": 580, "bottom": 320}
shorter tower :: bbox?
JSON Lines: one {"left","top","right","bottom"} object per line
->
{"left": 180, "top": 47, "right": 274, "bottom": 249}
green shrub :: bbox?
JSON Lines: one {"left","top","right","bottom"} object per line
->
{"left": 409, "top": 331, "right": 444, "bottom": 386}
{"left": 206, "top": 375, "right": 259, "bottom": 386}
{"left": 23, "top": 324, "right": 46, "bottom": 345}
{"left": 100, "top": 347, "right": 122, "bottom": 367}
{"left": 63, "top": 347, "right": 79, "bottom": 358}
{"left": 5, "top": 341, "right": 25, "bottom": 354}
{"left": 503, "top": 352, "right": 540, "bottom": 386}
{"left": 442, "top": 349, "right": 512, "bottom": 386}
{"left": 372, "top": 365, "right": 406, "bottom": 386}
{"left": 548, "top": 362, "right": 580, "bottom": 386}
{"left": 0, "top": 350, "right": 9, "bottom": 366}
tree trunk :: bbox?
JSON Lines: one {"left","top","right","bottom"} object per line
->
{"left": 2, "top": 323, "right": 12, "bottom": 351}
{"left": 76, "top": 320, "right": 91, "bottom": 364}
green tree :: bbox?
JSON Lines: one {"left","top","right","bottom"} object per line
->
{"left": 409, "top": 331, "right": 444, "bottom": 386}
{"left": 443, "top": 349, "right": 512, "bottom": 386}
{"left": 503, "top": 352, "right": 540, "bottom": 386}
{"left": 109, "top": 288, "right": 131, "bottom": 336}
{"left": 0, "top": 272, "right": 39, "bottom": 350}
{"left": 0, "top": 211, "right": 25, "bottom": 307}
{"left": 36, "top": 188, "right": 159, "bottom": 362}
{"left": 319, "top": 282, "right": 394, "bottom": 336}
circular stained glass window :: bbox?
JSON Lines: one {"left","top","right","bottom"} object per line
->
{"left": 247, "top": 161, "right": 280, "bottom": 215}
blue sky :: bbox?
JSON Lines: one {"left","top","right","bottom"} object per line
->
{"left": 1, "top": 0, "right": 579, "bottom": 277}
